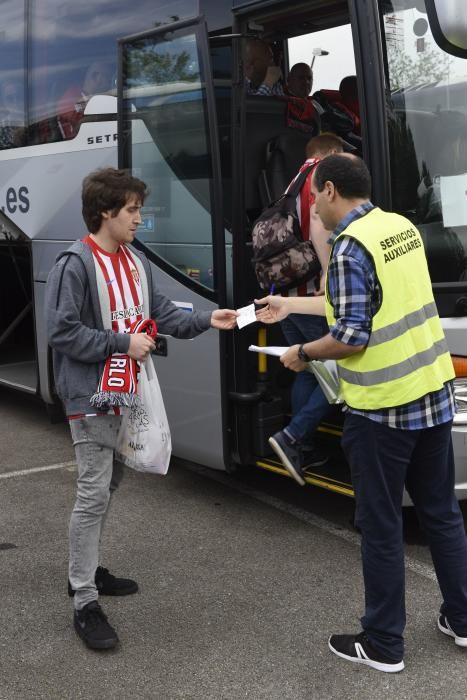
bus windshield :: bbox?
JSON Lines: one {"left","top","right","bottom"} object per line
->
{"left": 380, "top": 0, "right": 467, "bottom": 284}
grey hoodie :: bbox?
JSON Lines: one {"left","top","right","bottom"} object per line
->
{"left": 45, "top": 240, "right": 212, "bottom": 415}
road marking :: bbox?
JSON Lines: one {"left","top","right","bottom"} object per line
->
{"left": 185, "top": 463, "right": 438, "bottom": 583}
{"left": 0, "top": 461, "right": 76, "bottom": 479}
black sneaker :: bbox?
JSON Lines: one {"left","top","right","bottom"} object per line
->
{"left": 328, "top": 632, "right": 405, "bottom": 673}
{"left": 269, "top": 430, "right": 305, "bottom": 486}
{"left": 302, "top": 446, "right": 329, "bottom": 468}
{"left": 438, "top": 614, "right": 467, "bottom": 647}
{"left": 68, "top": 566, "right": 139, "bottom": 597}
{"left": 74, "top": 601, "right": 119, "bottom": 650}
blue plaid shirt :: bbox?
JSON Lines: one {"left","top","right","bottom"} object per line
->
{"left": 245, "top": 79, "right": 285, "bottom": 97}
{"left": 327, "top": 202, "right": 454, "bottom": 429}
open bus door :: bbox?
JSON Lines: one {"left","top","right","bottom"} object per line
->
{"left": 227, "top": 0, "right": 365, "bottom": 496}
{"left": 0, "top": 210, "right": 37, "bottom": 396}
{"left": 117, "top": 18, "right": 234, "bottom": 471}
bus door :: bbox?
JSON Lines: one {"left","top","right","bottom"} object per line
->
{"left": 118, "top": 18, "right": 232, "bottom": 471}
{"left": 229, "top": 0, "right": 384, "bottom": 495}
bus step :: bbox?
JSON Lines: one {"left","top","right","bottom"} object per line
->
{"left": 0, "top": 360, "right": 37, "bottom": 394}
{"left": 255, "top": 456, "right": 354, "bottom": 498}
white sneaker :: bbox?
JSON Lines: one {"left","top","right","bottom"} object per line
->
{"left": 438, "top": 614, "right": 467, "bottom": 647}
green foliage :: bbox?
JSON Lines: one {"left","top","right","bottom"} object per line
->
{"left": 127, "top": 45, "right": 198, "bottom": 86}
{"left": 387, "top": 41, "right": 452, "bottom": 91}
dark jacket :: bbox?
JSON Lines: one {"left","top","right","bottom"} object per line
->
{"left": 45, "top": 240, "right": 212, "bottom": 415}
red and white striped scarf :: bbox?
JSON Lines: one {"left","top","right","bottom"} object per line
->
{"left": 84, "top": 236, "right": 153, "bottom": 409}
{"left": 91, "top": 317, "right": 157, "bottom": 409}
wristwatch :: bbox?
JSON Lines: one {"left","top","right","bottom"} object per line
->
{"left": 297, "top": 344, "right": 311, "bottom": 362}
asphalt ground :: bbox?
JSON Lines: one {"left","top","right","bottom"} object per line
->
{"left": 1, "top": 389, "right": 466, "bottom": 700}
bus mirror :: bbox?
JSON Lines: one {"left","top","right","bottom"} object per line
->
{"left": 426, "top": 0, "right": 467, "bottom": 58}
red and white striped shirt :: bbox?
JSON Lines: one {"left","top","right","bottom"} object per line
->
{"left": 283, "top": 157, "right": 321, "bottom": 297}
{"left": 68, "top": 237, "right": 144, "bottom": 421}
{"left": 85, "top": 236, "right": 144, "bottom": 331}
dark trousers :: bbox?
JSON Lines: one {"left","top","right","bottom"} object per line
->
{"left": 280, "top": 314, "right": 331, "bottom": 444}
{"left": 342, "top": 414, "right": 467, "bottom": 660}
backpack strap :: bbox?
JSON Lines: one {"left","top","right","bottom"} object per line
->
{"left": 286, "top": 161, "right": 318, "bottom": 198}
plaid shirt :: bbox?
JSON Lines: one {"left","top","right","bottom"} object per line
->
{"left": 327, "top": 202, "right": 454, "bottom": 429}
{"left": 246, "top": 79, "right": 285, "bottom": 97}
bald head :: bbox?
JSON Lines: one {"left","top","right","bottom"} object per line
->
{"left": 287, "top": 62, "right": 313, "bottom": 98}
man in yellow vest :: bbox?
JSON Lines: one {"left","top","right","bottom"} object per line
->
{"left": 255, "top": 154, "right": 467, "bottom": 672}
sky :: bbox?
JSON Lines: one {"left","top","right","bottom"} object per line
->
{"left": 288, "top": 24, "right": 356, "bottom": 93}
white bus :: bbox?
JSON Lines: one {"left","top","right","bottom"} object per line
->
{"left": 1, "top": 0, "right": 467, "bottom": 499}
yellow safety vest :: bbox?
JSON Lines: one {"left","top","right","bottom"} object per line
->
{"left": 325, "top": 207, "right": 454, "bottom": 410}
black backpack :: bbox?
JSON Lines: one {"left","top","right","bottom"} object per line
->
{"left": 251, "top": 162, "right": 321, "bottom": 291}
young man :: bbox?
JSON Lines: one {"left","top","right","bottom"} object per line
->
{"left": 46, "top": 168, "right": 237, "bottom": 650}
{"left": 257, "top": 154, "right": 467, "bottom": 672}
{"left": 268, "top": 133, "right": 344, "bottom": 485}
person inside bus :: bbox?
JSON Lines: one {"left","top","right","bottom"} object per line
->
{"left": 267, "top": 133, "right": 344, "bottom": 482}
{"left": 56, "top": 61, "right": 114, "bottom": 140}
{"left": 285, "top": 63, "right": 321, "bottom": 134}
{"left": 286, "top": 62, "right": 313, "bottom": 99}
{"left": 339, "top": 75, "right": 360, "bottom": 129}
{"left": 312, "top": 75, "right": 361, "bottom": 150}
{"left": 244, "top": 38, "right": 284, "bottom": 96}
{"left": 45, "top": 167, "right": 238, "bottom": 651}
{"left": 256, "top": 154, "right": 467, "bottom": 672}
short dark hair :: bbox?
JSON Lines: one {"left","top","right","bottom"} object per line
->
{"left": 339, "top": 75, "right": 357, "bottom": 101}
{"left": 82, "top": 167, "right": 148, "bottom": 233}
{"left": 313, "top": 154, "right": 371, "bottom": 199}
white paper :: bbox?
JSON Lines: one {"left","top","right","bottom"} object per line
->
{"left": 236, "top": 303, "right": 257, "bottom": 329}
{"left": 440, "top": 174, "right": 467, "bottom": 227}
{"left": 248, "top": 345, "right": 289, "bottom": 357}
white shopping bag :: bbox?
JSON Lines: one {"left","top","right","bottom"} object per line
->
{"left": 116, "top": 358, "right": 172, "bottom": 474}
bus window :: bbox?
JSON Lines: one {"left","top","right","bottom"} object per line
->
{"left": 244, "top": 14, "right": 361, "bottom": 216}
{"left": 288, "top": 23, "right": 361, "bottom": 151}
{"left": 29, "top": 2, "right": 117, "bottom": 144}
{"left": 0, "top": 1, "right": 26, "bottom": 150}
{"left": 28, "top": 0, "right": 196, "bottom": 146}
{"left": 289, "top": 24, "right": 356, "bottom": 93}
{"left": 381, "top": 0, "right": 467, "bottom": 283}
{"left": 122, "top": 26, "right": 218, "bottom": 293}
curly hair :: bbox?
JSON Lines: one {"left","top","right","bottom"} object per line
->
{"left": 82, "top": 167, "right": 148, "bottom": 233}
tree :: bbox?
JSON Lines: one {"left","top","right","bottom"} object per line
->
{"left": 126, "top": 44, "right": 198, "bottom": 86}
{"left": 387, "top": 40, "right": 452, "bottom": 91}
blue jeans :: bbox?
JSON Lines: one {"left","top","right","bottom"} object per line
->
{"left": 280, "top": 314, "right": 331, "bottom": 445}
{"left": 342, "top": 415, "right": 467, "bottom": 660}
{"left": 69, "top": 415, "right": 125, "bottom": 610}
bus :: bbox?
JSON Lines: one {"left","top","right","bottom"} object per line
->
{"left": 1, "top": 0, "right": 467, "bottom": 500}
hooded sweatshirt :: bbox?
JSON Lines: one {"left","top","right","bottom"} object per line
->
{"left": 45, "top": 240, "right": 212, "bottom": 415}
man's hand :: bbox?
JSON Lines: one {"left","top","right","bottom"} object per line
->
{"left": 128, "top": 333, "right": 156, "bottom": 361}
{"left": 254, "top": 295, "right": 290, "bottom": 324}
{"left": 280, "top": 344, "right": 307, "bottom": 373}
{"left": 211, "top": 309, "right": 238, "bottom": 330}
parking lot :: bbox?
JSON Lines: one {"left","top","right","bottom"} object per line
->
{"left": 1, "top": 389, "right": 466, "bottom": 700}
